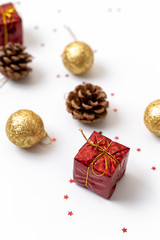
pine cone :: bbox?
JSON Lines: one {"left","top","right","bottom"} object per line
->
{"left": 66, "top": 83, "right": 109, "bottom": 123}
{"left": 0, "top": 42, "right": 32, "bottom": 80}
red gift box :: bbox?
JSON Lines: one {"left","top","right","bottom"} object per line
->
{"left": 0, "top": 3, "right": 22, "bottom": 46}
{"left": 73, "top": 130, "right": 130, "bottom": 199}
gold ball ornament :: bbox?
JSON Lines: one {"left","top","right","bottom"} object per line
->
{"left": 62, "top": 41, "right": 94, "bottom": 75}
{"left": 6, "top": 110, "right": 47, "bottom": 148}
{"left": 144, "top": 99, "right": 160, "bottom": 136}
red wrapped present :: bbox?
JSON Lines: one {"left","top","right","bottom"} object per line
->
{"left": 0, "top": 3, "right": 22, "bottom": 46}
{"left": 73, "top": 130, "right": 130, "bottom": 199}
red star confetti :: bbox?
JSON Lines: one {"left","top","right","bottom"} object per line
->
{"left": 34, "top": 26, "right": 39, "bottom": 30}
{"left": 113, "top": 109, "right": 118, "bottom": 112}
{"left": 68, "top": 211, "right": 73, "bottom": 216}
{"left": 93, "top": 50, "right": 97, "bottom": 53}
{"left": 115, "top": 136, "right": 119, "bottom": 140}
{"left": 64, "top": 195, "right": 69, "bottom": 200}
{"left": 122, "top": 228, "right": 127, "bottom": 233}
{"left": 31, "top": 56, "right": 35, "bottom": 60}
{"left": 56, "top": 74, "right": 60, "bottom": 78}
{"left": 111, "top": 93, "right": 115, "bottom": 96}
{"left": 69, "top": 179, "right": 74, "bottom": 183}
{"left": 41, "top": 43, "right": 45, "bottom": 47}
{"left": 53, "top": 28, "right": 57, "bottom": 32}
{"left": 152, "top": 167, "right": 156, "bottom": 170}
{"left": 137, "top": 148, "right": 141, "bottom": 152}
{"left": 52, "top": 138, "right": 56, "bottom": 142}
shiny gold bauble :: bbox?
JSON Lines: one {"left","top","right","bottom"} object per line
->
{"left": 6, "top": 110, "right": 47, "bottom": 148}
{"left": 144, "top": 99, "right": 160, "bottom": 136}
{"left": 62, "top": 41, "right": 94, "bottom": 75}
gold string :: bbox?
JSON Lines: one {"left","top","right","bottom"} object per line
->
{"left": 0, "top": 6, "right": 16, "bottom": 44}
{"left": 0, "top": 77, "right": 8, "bottom": 88}
{"left": 79, "top": 129, "right": 121, "bottom": 188}
{"left": 64, "top": 25, "right": 77, "bottom": 41}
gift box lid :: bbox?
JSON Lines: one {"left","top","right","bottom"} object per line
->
{"left": 74, "top": 131, "right": 130, "bottom": 177}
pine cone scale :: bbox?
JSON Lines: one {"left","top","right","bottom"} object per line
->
{"left": 3, "top": 57, "right": 11, "bottom": 64}
{"left": 83, "top": 112, "right": 95, "bottom": 120}
{"left": 11, "top": 64, "right": 21, "bottom": 70}
{"left": 5, "top": 66, "right": 13, "bottom": 72}
{"left": 99, "top": 100, "right": 109, "bottom": 108}
{"left": 88, "top": 100, "right": 98, "bottom": 107}
{"left": 93, "top": 107, "right": 105, "bottom": 114}
{"left": 19, "top": 63, "right": 27, "bottom": 68}
{"left": 73, "top": 110, "right": 84, "bottom": 120}
{"left": 97, "top": 92, "right": 107, "bottom": 100}
{"left": 11, "top": 56, "right": 20, "bottom": 61}
{"left": 71, "top": 99, "right": 81, "bottom": 109}
{"left": 82, "top": 103, "right": 93, "bottom": 110}
{"left": 78, "top": 89, "right": 85, "bottom": 99}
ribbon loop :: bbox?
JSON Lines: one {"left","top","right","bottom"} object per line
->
{"left": 79, "top": 129, "right": 120, "bottom": 187}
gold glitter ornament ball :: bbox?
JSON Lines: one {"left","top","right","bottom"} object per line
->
{"left": 62, "top": 41, "right": 94, "bottom": 75}
{"left": 6, "top": 110, "right": 47, "bottom": 148}
{"left": 144, "top": 100, "right": 160, "bottom": 136}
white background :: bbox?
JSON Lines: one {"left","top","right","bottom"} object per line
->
{"left": 0, "top": 0, "right": 160, "bottom": 239}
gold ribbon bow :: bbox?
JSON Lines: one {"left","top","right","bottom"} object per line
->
{"left": 0, "top": 6, "right": 16, "bottom": 44}
{"left": 80, "top": 129, "right": 120, "bottom": 188}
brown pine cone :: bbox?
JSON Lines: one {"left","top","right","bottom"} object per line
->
{"left": 0, "top": 42, "right": 32, "bottom": 80}
{"left": 66, "top": 83, "right": 109, "bottom": 123}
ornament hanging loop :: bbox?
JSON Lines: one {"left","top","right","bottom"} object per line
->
{"left": 64, "top": 25, "right": 77, "bottom": 41}
{"left": 0, "top": 77, "right": 8, "bottom": 88}
{"left": 40, "top": 133, "right": 53, "bottom": 146}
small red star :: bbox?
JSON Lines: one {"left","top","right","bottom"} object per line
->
{"left": 111, "top": 93, "right": 115, "bottom": 96}
{"left": 69, "top": 179, "right": 74, "bottom": 183}
{"left": 64, "top": 195, "right": 69, "bottom": 200}
{"left": 34, "top": 26, "right": 39, "bottom": 30}
{"left": 115, "top": 136, "right": 119, "bottom": 140}
{"left": 68, "top": 211, "right": 73, "bottom": 216}
{"left": 113, "top": 109, "right": 118, "bottom": 112}
{"left": 56, "top": 74, "right": 60, "bottom": 78}
{"left": 52, "top": 138, "right": 56, "bottom": 142}
{"left": 53, "top": 28, "right": 57, "bottom": 32}
{"left": 152, "top": 167, "right": 156, "bottom": 170}
{"left": 41, "top": 43, "right": 45, "bottom": 47}
{"left": 137, "top": 148, "right": 141, "bottom": 152}
{"left": 122, "top": 228, "right": 127, "bottom": 233}
{"left": 93, "top": 50, "right": 97, "bottom": 53}
{"left": 31, "top": 56, "right": 35, "bottom": 60}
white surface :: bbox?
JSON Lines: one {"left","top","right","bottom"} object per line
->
{"left": 0, "top": 0, "right": 160, "bottom": 239}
